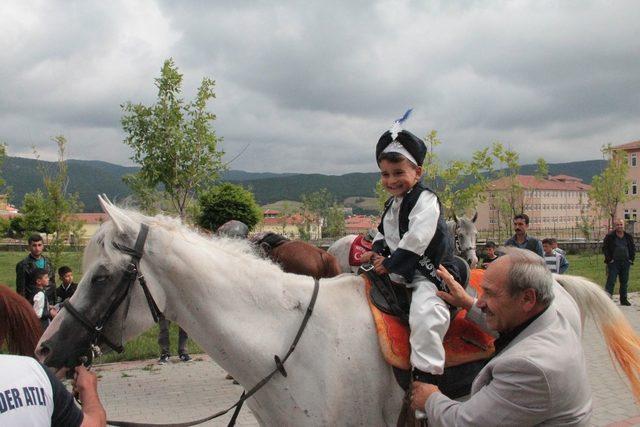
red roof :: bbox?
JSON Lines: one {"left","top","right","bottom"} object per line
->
{"left": 345, "top": 215, "right": 378, "bottom": 229}
{"left": 488, "top": 175, "right": 591, "bottom": 191}
{"left": 68, "top": 213, "right": 109, "bottom": 224}
{"left": 613, "top": 140, "right": 640, "bottom": 151}
{"left": 263, "top": 209, "right": 280, "bottom": 215}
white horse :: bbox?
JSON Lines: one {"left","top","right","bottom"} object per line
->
{"left": 36, "top": 199, "right": 640, "bottom": 425}
{"left": 328, "top": 214, "right": 479, "bottom": 274}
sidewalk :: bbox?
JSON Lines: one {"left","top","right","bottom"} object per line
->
{"left": 93, "top": 295, "right": 640, "bottom": 426}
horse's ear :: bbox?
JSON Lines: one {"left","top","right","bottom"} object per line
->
{"left": 472, "top": 211, "right": 478, "bottom": 223}
{"left": 98, "top": 194, "right": 130, "bottom": 234}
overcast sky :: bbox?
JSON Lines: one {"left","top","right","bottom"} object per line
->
{"left": 1, "top": 1, "right": 639, "bottom": 174}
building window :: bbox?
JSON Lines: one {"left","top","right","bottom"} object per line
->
{"left": 632, "top": 153, "right": 637, "bottom": 167}
{"left": 634, "top": 180, "right": 638, "bottom": 195}
{"left": 625, "top": 209, "right": 631, "bottom": 220}
{"left": 633, "top": 209, "right": 638, "bottom": 220}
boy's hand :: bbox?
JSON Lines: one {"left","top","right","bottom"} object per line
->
{"left": 49, "top": 307, "right": 58, "bottom": 318}
{"left": 360, "top": 251, "right": 374, "bottom": 264}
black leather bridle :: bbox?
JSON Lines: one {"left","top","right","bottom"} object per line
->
{"left": 62, "top": 223, "right": 163, "bottom": 359}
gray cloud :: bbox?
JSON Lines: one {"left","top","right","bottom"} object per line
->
{"left": 1, "top": 0, "right": 639, "bottom": 175}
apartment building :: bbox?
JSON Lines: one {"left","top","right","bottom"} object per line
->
{"left": 475, "top": 174, "right": 593, "bottom": 238}
{"left": 612, "top": 140, "right": 640, "bottom": 222}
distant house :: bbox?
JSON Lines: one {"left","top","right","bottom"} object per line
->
{"left": 67, "top": 213, "right": 109, "bottom": 242}
{"left": 475, "top": 174, "right": 597, "bottom": 237}
{"left": 254, "top": 209, "right": 322, "bottom": 239}
{"left": 344, "top": 215, "right": 379, "bottom": 235}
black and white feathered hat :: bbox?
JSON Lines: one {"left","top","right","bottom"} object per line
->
{"left": 375, "top": 109, "right": 426, "bottom": 167}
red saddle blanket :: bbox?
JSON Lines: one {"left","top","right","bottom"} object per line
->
{"left": 348, "top": 234, "right": 373, "bottom": 267}
{"left": 363, "top": 268, "right": 495, "bottom": 370}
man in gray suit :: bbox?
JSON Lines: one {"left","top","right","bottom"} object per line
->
{"left": 411, "top": 247, "right": 592, "bottom": 426}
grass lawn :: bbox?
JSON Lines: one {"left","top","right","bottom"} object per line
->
{"left": 1, "top": 249, "right": 637, "bottom": 362}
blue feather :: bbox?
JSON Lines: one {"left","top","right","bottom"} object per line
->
{"left": 396, "top": 108, "right": 413, "bottom": 124}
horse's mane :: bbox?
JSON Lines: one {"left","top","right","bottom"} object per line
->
{"left": 86, "top": 206, "right": 271, "bottom": 273}
{"left": 0, "top": 284, "right": 43, "bottom": 357}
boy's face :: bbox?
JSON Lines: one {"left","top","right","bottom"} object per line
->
{"left": 542, "top": 243, "right": 553, "bottom": 255}
{"left": 35, "top": 275, "right": 49, "bottom": 288}
{"left": 486, "top": 246, "right": 495, "bottom": 257}
{"left": 61, "top": 272, "right": 73, "bottom": 285}
{"left": 379, "top": 158, "right": 422, "bottom": 198}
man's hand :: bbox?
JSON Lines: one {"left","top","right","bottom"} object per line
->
{"left": 372, "top": 255, "right": 389, "bottom": 275}
{"left": 411, "top": 381, "right": 440, "bottom": 411}
{"left": 72, "top": 366, "right": 107, "bottom": 427}
{"left": 435, "top": 265, "right": 474, "bottom": 310}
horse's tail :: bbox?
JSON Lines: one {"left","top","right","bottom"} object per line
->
{"left": 554, "top": 274, "right": 640, "bottom": 402}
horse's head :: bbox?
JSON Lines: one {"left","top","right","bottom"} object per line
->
{"left": 451, "top": 213, "right": 479, "bottom": 268}
{"left": 36, "top": 196, "right": 160, "bottom": 372}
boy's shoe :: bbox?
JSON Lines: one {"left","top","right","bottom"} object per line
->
{"left": 621, "top": 299, "right": 632, "bottom": 306}
{"left": 158, "top": 353, "right": 170, "bottom": 364}
{"left": 179, "top": 353, "right": 192, "bottom": 362}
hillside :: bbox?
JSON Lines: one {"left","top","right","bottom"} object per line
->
{"left": 0, "top": 156, "right": 607, "bottom": 212}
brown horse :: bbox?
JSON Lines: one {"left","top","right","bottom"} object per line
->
{"left": 0, "top": 284, "right": 43, "bottom": 357}
{"left": 252, "top": 232, "right": 342, "bottom": 279}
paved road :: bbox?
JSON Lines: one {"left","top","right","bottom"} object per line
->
{"left": 93, "top": 295, "right": 640, "bottom": 426}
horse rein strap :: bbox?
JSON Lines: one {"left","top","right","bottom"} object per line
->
{"left": 107, "top": 278, "right": 321, "bottom": 427}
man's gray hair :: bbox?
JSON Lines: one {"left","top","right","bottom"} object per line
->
{"left": 499, "top": 246, "right": 555, "bottom": 306}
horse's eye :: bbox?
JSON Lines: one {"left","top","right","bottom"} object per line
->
{"left": 93, "top": 274, "right": 110, "bottom": 283}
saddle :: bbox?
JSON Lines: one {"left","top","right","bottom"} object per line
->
{"left": 361, "top": 263, "right": 495, "bottom": 398}
{"left": 348, "top": 234, "right": 373, "bottom": 267}
{"left": 254, "top": 232, "right": 290, "bottom": 255}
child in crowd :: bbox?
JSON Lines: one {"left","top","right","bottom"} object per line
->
{"left": 33, "top": 269, "right": 57, "bottom": 330}
{"left": 363, "top": 111, "right": 453, "bottom": 386}
{"left": 542, "top": 238, "right": 569, "bottom": 274}
{"left": 56, "top": 266, "right": 78, "bottom": 305}
{"left": 481, "top": 241, "right": 500, "bottom": 269}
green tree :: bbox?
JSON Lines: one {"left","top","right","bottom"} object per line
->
{"left": 374, "top": 180, "right": 388, "bottom": 213}
{"left": 422, "top": 130, "right": 494, "bottom": 218}
{"left": 122, "top": 58, "right": 225, "bottom": 220}
{"left": 301, "top": 188, "right": 335, "bottom": 237}
{"left": 20, "top": 189, "right": 50, "bottom": 234}
{"left": 196, "top": 183, "right": 262, "bottom": 232}
{"left": 324, "top": 203, "right": 346, "bottom": 238}
{"left": 36, "top": 136, "right": 83, "bottom": 266}
{"left": 0, "top": 142, "right": 6, "bottom": 188}
{"left": 589, "top": 144, "right": 631, "bottom": 229}
{"left": 534, "top": 158, "right": 549, "bottom": 180}
{"left": 489, "top": 143, "right": 522, "bottom": 240}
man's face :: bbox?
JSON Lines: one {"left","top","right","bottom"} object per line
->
{"left": 513, "top": 218, "right": 528, "bottom": 237}
{"left": 486, "top": 246, "right": 495, "bottom": 257}
{"left": 61, "top": 272, "right": 73, "bottom": 285}
{"left": 542, "top": 243, "right": 553, "bottom": 255}
{"left": 29, "top": 240, "right": 44, "bottom": 258}
{"left": 476, "top": 257, "right": 526, "bottom": 333}
{"left": 615, "top": 220, "right": 625, "bottom": 232}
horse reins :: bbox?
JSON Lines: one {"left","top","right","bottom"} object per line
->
{"left": 61, "top": 223, "right": 321, "bottom": 427}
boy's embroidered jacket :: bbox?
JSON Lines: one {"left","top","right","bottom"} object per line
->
{"left": 372, "top": 183, "right": 453, "bottom": 285}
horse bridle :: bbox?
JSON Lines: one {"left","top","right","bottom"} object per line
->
{"left": 61, "top": 223, "right": 321, "bottom": 427}
{"left": 62, "top": 223, "right": 163, "bottom": 362}
{"left": 454, "top": 222, "right": 476, "bottom": 258}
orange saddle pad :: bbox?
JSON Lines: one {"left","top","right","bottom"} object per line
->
{"left": 363, "top": 268, "right": 495, "bottom": 370}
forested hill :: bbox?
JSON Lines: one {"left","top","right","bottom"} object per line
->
{"left": 1, "top": 156, "right": 606, "bottom": 211}
{"left": 237, "top": 159, "right": 608, "bottom": 204}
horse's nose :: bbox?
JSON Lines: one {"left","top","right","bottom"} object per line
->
{"left": 35, "top": 341, "right": 51, "bottom": 363}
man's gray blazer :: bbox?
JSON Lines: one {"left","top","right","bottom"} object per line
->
{"left": 426, "top": 282, "right": 593, "bottom": 426}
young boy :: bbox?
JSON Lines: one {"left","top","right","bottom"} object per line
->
{"left": 56, "top": 266, "right": 78, "bottom": 304}
{"left": 363, "top": 114, "right": 453, "bottom": 386}
{"left": 542, "top": 238, "right": 569, "bottom": 274}
{"left": 33, "top": 269, "right": 58, "bottom": 330}
{"left": 481, "top": 241, "right": 499, "bottom": 269}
